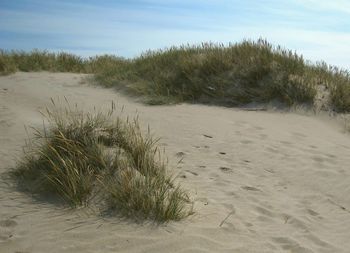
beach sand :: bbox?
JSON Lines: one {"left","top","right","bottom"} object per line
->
{"left": 1, "top": 72, "right": 350, "bottom": 253}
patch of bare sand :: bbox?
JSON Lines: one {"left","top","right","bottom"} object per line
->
{"left": 1, "top": 72, "right": 350, "bottom": 253}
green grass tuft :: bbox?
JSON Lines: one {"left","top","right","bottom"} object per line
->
{"left": 12, "top": 101, "right": 191, "bottom": 221}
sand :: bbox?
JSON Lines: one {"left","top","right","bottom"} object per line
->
{"left": 1, "top": 72, "right": 350, "bottom": 253}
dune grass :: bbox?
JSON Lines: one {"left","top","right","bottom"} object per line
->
{"left": 0, "top": 50, "right": 17, "bottom": 75}
{"left": 1, "top": 39, "right": 350, "bottom": 112}
{"left": 0, "top": 49, "right": 87, "bottom": 73}
{"left": 95, "top": 40, "right": 350, "bottom": 111}
{"left": 12, "top": 101, "right": 191, "bottom": 222}
{"left": 0, "top": 49, "right": 127, "bottom": 74}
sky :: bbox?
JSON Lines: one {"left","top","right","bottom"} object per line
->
{"left": 0, "top": 0, "right": 349, "bottom": 69}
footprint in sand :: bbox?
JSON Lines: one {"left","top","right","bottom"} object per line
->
{"left": 311, "top": 155, "right": 335, "bottom": 165}
{"left": 176, "top": 151, "right": 186, "bottom": 164}
{"left": 280, "top": 140, "right": 293, "bottom": 146}
{"left": 195, "top": 197, "right": 209, "bottom": 206}
{"left": 255, "top": 206, "right": 275, "bottom": 217}
{"left": 285, "top": 216, "right": 309, "bottom": 230}
{"left": 311, "top": 156, "right": 325, "bottom": 163}
{"left": 325, "top": 153, "right": 336, "bottom": 159}
{"left": 291, "top": 132, "right": 307, "bottom": 139}
{"left": 240, "top": 139, "right": 253, "bottom": 144}
{"left": 176, "top": 151, "right": 186, "bottom": 157}
{"left": 271, "top": 237, "right": 312, "bottom": 252}
{"left": 0, "top": 105, "right": 14, "bottom": 123}
{"left": 185, "top": 170, "right": 199, "bottom": 176}
{"left": 0, "top": 219, "right": 18, "bottom": 227}
{"left": 0, "top": 218, "right": 17, "bottom": 242}
{"left": 306, "top": 209, "right": 320, "bottom": 217}
{"left": 242, "top": 186, "right": 261, "bottom": 192}
{"left": 219, "top": 166, "right": 233, "bottom": 173}
{"left": 179, "top": 175, "right": 186, "bottom": 179}
{"left": 0, "top": 88, "right": 8, "bottom": 94}
{"left": 193, "top": 145, "right": 210, "bottom": 149}
{"left": 259, "top": 134, "right": 268, "bottom": 139}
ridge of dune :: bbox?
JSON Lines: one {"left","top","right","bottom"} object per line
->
{"left": 1, "top": 72, "right": 350, "bottom": 253}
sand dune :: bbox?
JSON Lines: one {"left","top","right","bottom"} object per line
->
{"left": 1, "top": 72, "right": 350, "bottom": 253}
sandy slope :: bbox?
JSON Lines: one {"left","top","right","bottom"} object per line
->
{"left": 1, "top": 72, "right": 350, "bottom": 253}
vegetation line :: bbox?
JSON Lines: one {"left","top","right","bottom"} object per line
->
{"left": 1, "top": 39, "right": 350, "bottom": 112}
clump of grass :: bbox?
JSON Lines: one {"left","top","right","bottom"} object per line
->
{"left": 13, "top": 102, "right": 112, "bottom": 206}
{"left": 12, "top": 100, "right": 191, "bottom": 221}
{"left": 105, "top": 168, "right": 190, "bottom": 221}
{"left": 102, "top": 119, "right": 190, "bottom": 221}
{"left": 0, "top": 50, "right": 17, "bottom": 75}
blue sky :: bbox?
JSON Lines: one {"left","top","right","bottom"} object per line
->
{"left": 0, "top": 0, "right": 349, "bottom": 69}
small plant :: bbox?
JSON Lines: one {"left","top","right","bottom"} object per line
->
{"left": 12, "top": 100, "right": 191, "bottom": 221}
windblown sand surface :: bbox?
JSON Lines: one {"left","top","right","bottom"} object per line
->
{"left": 1, "top": 72, "right": 350, "bottom": 253}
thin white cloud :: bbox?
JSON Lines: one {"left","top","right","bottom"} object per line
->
{"left": 0, "top": 0, "right": 349, "bottom": 69}
{"left": 296, "top": 0, "right": 350, "bottom": 14}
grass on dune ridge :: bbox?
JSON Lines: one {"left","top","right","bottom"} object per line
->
{"left": 12, "top": 100, "right": 191, "bottom": 222}
{"left": 1, "top": 39, "right": 350, "bottom": 112}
